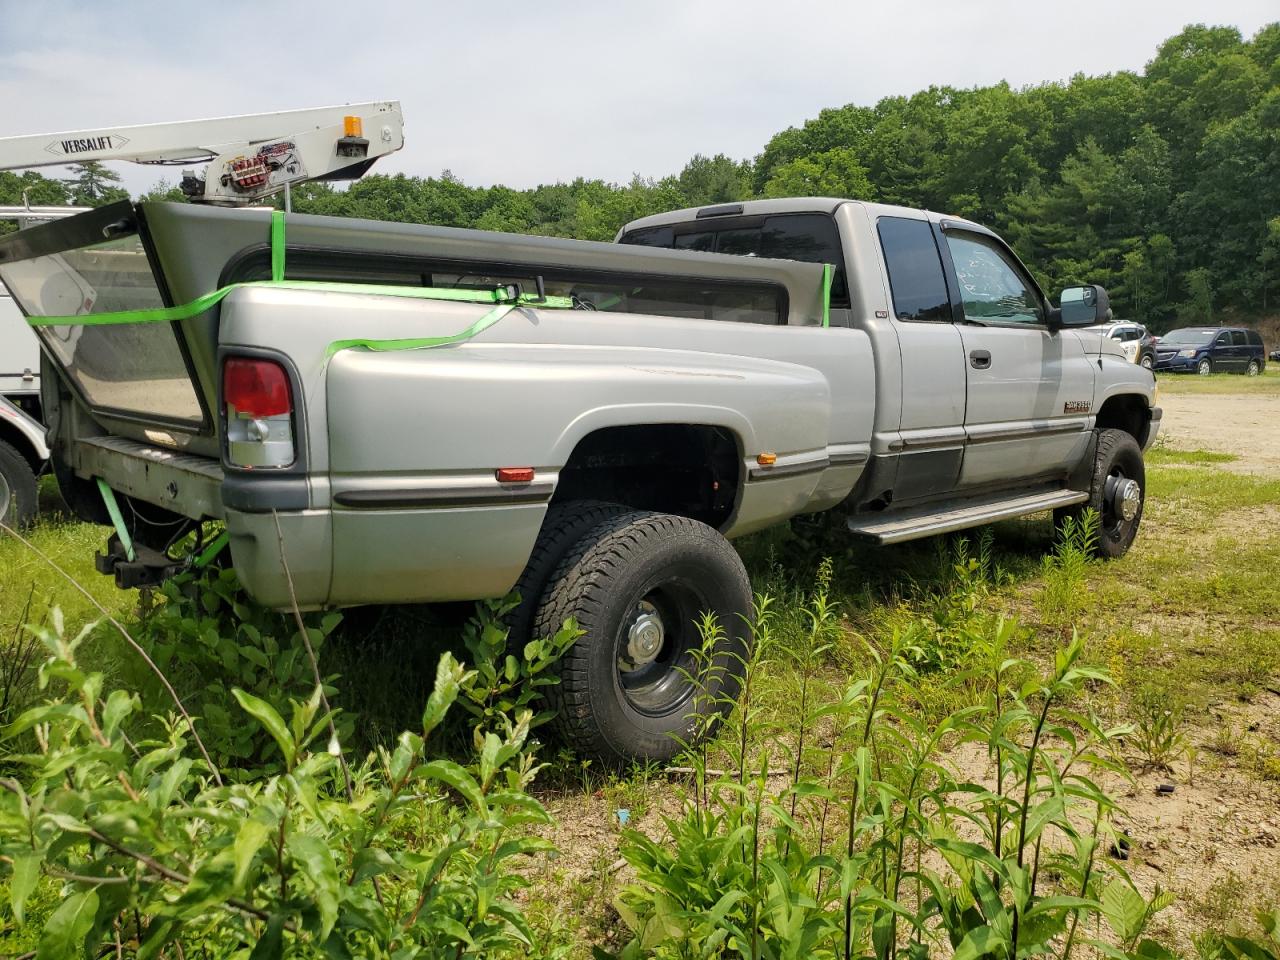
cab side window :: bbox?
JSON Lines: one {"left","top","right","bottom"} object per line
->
{"left": 944, "top": 231, "right": 1043, "bottom": 325}
{"left": 1215, "top": 332, "right": 1231, "bottom": 348}
{"left": 876, "top": 217, "right": 951, "bottom": 322}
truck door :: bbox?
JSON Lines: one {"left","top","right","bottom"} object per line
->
{"left": 875, "top": 215, "right": 967, "bottom": 501}
{"left": 941, "top": 227, "right": 1095, "bottom": 489}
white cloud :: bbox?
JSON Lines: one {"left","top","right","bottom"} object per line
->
{"left": 1, "top": 0, "right": 1274, "bottom": 196}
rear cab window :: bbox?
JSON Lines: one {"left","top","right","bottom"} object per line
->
{"left": 875, "top": 217, "right": 950, "bottom": 322}
{"left": 619, "top": 212, "right": 850, "bottom": 311}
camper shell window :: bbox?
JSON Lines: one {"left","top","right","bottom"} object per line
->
{"left": 222, "top": 249, "right": 790, "bottom": 326}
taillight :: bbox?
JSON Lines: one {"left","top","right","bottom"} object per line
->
{"left": 223, "top": 357, "right": 295, "bottom": 469}
{"left": 224, "top": 358, "right": 291, "bottom": 417}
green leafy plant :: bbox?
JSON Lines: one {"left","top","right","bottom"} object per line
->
{"left": 138, "top": 566, "right": 348, "bottom": 772}
{"left": 1097, "top": 880, "right": 1178, "bottom": 959}
{"left": 607, "top": 591, "right": 1145, "bottom": 960}
{"left": 1129, "top": 683, "right": 1188, "bottom": 772}
{"left": 458, "top": 596, "right": 581, "bottom": 739}
{"left": 0, "top": 609, "right": 556, "bottom": 958}
{"left": 1040, "top": 511, "right": 1099, "bottom": 626}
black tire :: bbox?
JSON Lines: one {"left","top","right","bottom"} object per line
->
{"left": 1140, "top": 353, "right": 1154, "bottom": 370}
{"left": 1197, "top": 358, "right": 1212, "bottom": 376}
{"left": 534, "top": 510, "right": 752, "bottom": 763}
{"left": 506, "top": 499, "right": 630, "bottom": 643}
{"left": 1246, "top": 359, "right": 1260, "bottom": 377}
{"left": 1054, "top": 428, "right": 1145, "bottom": 560}
{"left": 0, "top": 440, "right": 38, "bottom": 531}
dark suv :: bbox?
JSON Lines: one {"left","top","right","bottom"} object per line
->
{"left": 1153, "top": 326, "right": 1266, "bottom": 376}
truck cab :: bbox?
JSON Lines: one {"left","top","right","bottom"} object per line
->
{"left": 619, "top": 198, "right": 1159, "bottom": 540}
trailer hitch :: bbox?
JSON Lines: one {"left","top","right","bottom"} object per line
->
{"left": 95, "top": 536, "right": 187, "bottom": 590}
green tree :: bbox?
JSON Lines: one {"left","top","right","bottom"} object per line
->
{"left": 678, "top": 153, "right": 750, "bottom": 205}
{"left": 61, "top": 161, "right": 127, "bottom": 205}
{"left": 762, "top": 147, "right": 872, "bottom": 200}
{"left": 1182, "top": 267, "right": 1214, "bottom": 323}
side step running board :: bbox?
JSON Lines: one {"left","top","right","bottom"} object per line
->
{"left": 847, "top": 488, "right": 1089, "bottom": 545}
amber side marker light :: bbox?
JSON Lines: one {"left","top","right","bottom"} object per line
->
{"left": 756, "top": 453, "right": 777, "bottom": 466}
{"left": 496, "top": 467, "right": 535, "bottom": 483}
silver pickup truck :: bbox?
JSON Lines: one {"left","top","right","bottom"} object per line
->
{"left": 0, "top": 197, "right": 1159, "bottom": 762}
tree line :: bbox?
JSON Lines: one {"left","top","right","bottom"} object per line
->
{"left": 2, "top": 22, "right": 1276, "bottom": 330}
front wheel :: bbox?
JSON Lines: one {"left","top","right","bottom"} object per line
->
{"left": 0, "top": 440, "right": 38, "bottom": 531}
{"left": 1140, "top": 354, "right": 1154, "bottom": 370}
{"left": 1055, "top": 428, "right": 1145, "bottom": 559}
{"left": 1197, "top": 358, "right": 1212, "bottom": 376}
{"left": 534, "top": 510, "right": 752, "bottom": 763}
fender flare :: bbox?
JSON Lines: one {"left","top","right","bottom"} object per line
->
{"left": 0, "top": 396, "right": 50, "bottom": 462}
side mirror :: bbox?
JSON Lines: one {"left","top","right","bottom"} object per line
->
{"left": 1050, "top": 284, "right": 1111, "bottom": 330}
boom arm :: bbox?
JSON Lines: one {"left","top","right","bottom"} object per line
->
{"left": 0, "top": 101, "right": 404, "bottom": 205}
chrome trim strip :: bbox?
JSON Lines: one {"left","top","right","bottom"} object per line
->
{"left": 888, "top": 426, "right": 967, "bottom": 453}
{"left": 334, "top": 480, "right": 555, "bottom": 509}
{"left": 747, "top": 456, "right": 830, "bottom": 482}
{"left": 826, "top": 442, "right": 871, "bottom": 466}
{"left": 965, "top": 418, "right": 1090, "bottom": 445}
{"left": 827, "top": 450, "right": 870, "bottom": 466}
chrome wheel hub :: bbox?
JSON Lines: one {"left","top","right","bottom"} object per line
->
{"left": 1106, "top": 476, "right": 1141, "bottom": 523}
{"left": 0, "top": 472, "right": 10, "bottom": 524}
{"left": 620, "top": 600, "right": 665, "bottom": 671}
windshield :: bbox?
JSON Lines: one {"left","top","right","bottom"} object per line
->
{"left": 1160, "top": 328, "right": 1215, "bottom": 346}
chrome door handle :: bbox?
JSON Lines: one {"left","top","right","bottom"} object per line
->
{"left": 969, "top": 349, "right": 992, "bottom": 369}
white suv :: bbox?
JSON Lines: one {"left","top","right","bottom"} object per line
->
{"left": 1088, "top": 322, "right": 1157, "bottom": 369}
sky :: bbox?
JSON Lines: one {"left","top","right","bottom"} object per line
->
{"left": 0, "top": 0, "right": 1275, "bottom": 197}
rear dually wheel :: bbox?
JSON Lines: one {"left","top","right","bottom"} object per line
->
{"left": 534, "top": 510, "right": 752, "bottom": 764}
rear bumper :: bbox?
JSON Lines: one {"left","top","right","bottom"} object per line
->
{"left": 225, "top": 500, "right": 547, "bottom": 610}
{"left": 73, "top": 436, "right": 547, "bottom": 610}
{"left": 224, "top": 507, "right": 333, "bottom": 610}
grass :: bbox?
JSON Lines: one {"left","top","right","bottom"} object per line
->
{"left": 2, "top": 450, "right": 1278, "bottom": 955}
{"left": 1154, "top": 366, "right": 1280, "bottom": 395}
{"left": 1147, "top": 447, "right": 1239, "bottom": 466}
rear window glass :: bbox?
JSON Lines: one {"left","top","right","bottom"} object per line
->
{"left": 1247, "top": 330, "right": 1262, "bottom": 346}
{"left": 876, "top": 217, "right": 951, "bottom": 322}
{"left": 1231, "top": 330, "right": 1248, "bottom": 346}
{"left": 0, "top": 235, "right": 203, "bottom": 424}
{"left": 620, "top": 213, "right": 849, "bottom": 306}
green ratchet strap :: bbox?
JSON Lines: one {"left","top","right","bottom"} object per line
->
{"left": 96, "top": 478, "right": 136, "bottom": 562}
{"left": 820, "top": 263, "right": 833, "bottom": 328}
{"left": 193, "top": 530, "right": 230, "bottom": 568}
{"left": 271, "top": 209, "right": 286, "bottom": 282}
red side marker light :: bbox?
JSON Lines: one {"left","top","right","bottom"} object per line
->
{"left": 496, "top": 467, "right": 535, "bottom": 484}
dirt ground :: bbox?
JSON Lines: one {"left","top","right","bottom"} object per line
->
{"left": 1157, "top": 389, "right": 1280, "bottom": 476}
{"left": 1111, "top": 388, "right": 1280, "bottom": 939}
